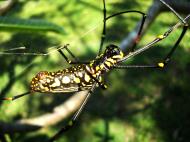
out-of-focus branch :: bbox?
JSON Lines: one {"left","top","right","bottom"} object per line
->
{"left": 18, "top": 91, "right": 88, "bottom": 126}
{"left": 0, "top": 0, "right": 16, "bottom": 15}
{"left": 120, "top": 0, "right": 190, "bottom": 51}
{"left": 1, "top": 91, "right": 88, "bottom": 133}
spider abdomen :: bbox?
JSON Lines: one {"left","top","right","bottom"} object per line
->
{"left": 30, "top": 65, "right": 96, "bottom": 93}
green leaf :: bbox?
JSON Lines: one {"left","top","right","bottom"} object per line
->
{"left": 0, "top": 16, "right": 65, "bottom": 34}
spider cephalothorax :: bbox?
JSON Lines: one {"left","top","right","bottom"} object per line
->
{"left": 89, "top": 44, "right": 124, "bottom": 74}
{"left": 104, "top": 44, "right": 124, "bottom": 60}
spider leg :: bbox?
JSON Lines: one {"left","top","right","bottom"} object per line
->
{"left": 159, "top": 0, "right": 186, "bottom": 24}
{"left": 117, "top": 0, "right": 190, "bottom": 67}
{"left": 130, "top": 13, "right": 147, "bottom": 52}
{"left": 98, "top": 0, "right": 147, "bottom": 55}
{"left": 98, "top": 0, "right": 106, "bottom": 55}
{"left": 114, "top": 65, "right": 158, "bottom": 69}
{"left": 1, "top": 91, "right": 31, "bottom": 101}
{"left": 0, "top": 46, "right": 65, "bottom": 56}
{"left": 116, "top": 21, "right": 188, "bottom": 69}
{"left": 57, "top": 44, "right": 90, "bottom": 64}
{"left": 115, "top": 25, "right": 187, "bottom": 69}
{"left": 87, "top": 73, "right": 107, "bottom": 89}
{"left": 49, "top": 84, "right": 97, "bottom": 142}
{"left": 106, "top": 11, "right": 147, "bottom": 52}
{"left": 118, "top": 15, "right": 189, "bottom": 64}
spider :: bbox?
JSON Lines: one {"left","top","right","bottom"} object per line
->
{"left": 1, "top": 0, "right": 189, "bottom": 141}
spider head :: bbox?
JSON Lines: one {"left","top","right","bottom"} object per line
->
{"left": 104, "top": 44, "right": 124, "bottom": 61}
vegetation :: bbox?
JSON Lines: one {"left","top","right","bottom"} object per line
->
{"left": 0, "top": 0, "right": 190, "bottom": 142}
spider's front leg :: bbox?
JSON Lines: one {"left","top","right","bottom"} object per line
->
{"left": 98, "top": 0, "right": 147, "bottom": 56}
{"left": 115, "top": 0, "right": 190, "bottom": 70}
{"left": 115, "top": 18, "right": 189, "bottom": 70}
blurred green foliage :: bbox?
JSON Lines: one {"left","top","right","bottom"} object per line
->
{"left": 0, "top": 16, "right": 65, "bottom": 34}
{"left": 0, "top": 0, "right": 190, "bottom": 142}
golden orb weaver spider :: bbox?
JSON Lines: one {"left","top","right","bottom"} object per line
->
{"left": 1, "top": 0, "right": 190, "bottom": 141}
